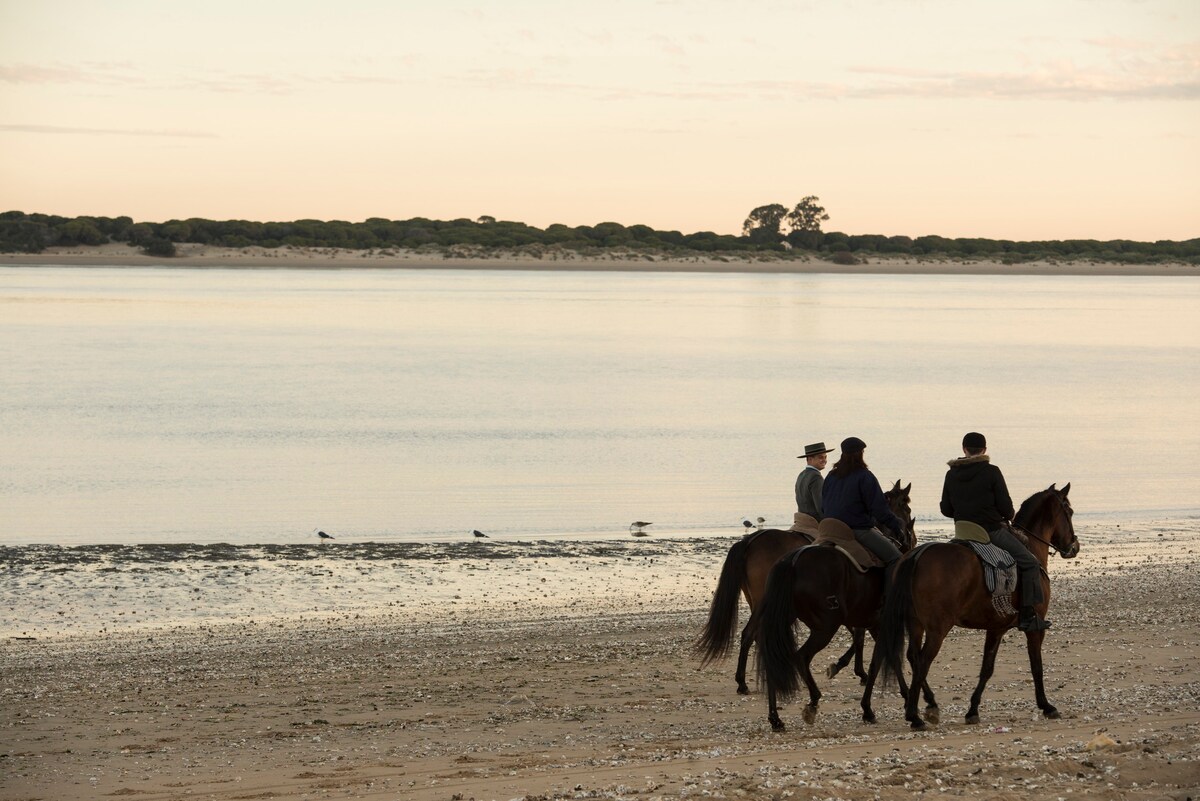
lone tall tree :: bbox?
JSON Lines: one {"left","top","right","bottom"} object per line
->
{"left": 742, "top": 204, "right": 788, "bottom": 243}
{"left": 785, "top": 196, "right": 830, "bottom": 233}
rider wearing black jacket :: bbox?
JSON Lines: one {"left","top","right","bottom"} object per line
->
{"left": 941, "top": 432, "right": 1050, "bottom": 632}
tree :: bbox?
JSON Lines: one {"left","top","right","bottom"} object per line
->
{"left": 742, "top": 203, "right": 788, "bottom": 243}
{"left": 785, "top": 196, "right": 829, "bottom": 233}
{"left": 57, "top": 219, "right": 107, "bottom": 246}
{"left": 141, "top": 237, "right": 176, "bottom": 257}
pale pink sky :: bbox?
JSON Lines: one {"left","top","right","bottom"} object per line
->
{"left": 1, "top": 0, "right": 1197, "bottom": 240}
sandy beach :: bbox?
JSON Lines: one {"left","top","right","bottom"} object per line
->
{"left": 3, "top": 525, "right": 1198, "bottom": 801}
{"left": 1, "top": 243, "right": 1196, "bottom": 276}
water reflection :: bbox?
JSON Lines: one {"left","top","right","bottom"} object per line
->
{"left": 1, "top": 266, "right": 1197, "bottom": 544}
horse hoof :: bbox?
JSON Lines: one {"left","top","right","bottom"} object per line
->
{"left": 802, "top": 705, "right": 818, "bottom": 725}
{"left": 924, "top": 705, "right": 940, "bottom": 725}
{"left": 862, "top": 711, "right": 876, "bottom": 724}
{"left": 965, "top": 713, "right": 980, "bottom": 725}
{"left": 736, "top": 685, "right": 749, "bottom": 696}
{"left": 910, "top": 718, "right": 926, "bottom": 731}
{"left": 826, "top": 664, "right": 837, "bottom": 679}
{"left": 1044, "top": 707, "right": 1061, "bottom": 720}
{"left": 770, "top": 719, "right": 786, "bottom": 732}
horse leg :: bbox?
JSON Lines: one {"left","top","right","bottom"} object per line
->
{"left": 852, "top": 626, "right": 868, "bottom": 683}
{"left": 912, "top": 637, "right": 940, "bottom": 724}
{"left": 860, "top": 627, "right": 887, "bottom": 723}
{"left": 965, "top": 628, "right": 1005, "bottom": 724}
{"left": 797, "top": 624, "right": 838, "bottom": 725}
{"left": 825, "top": 623, "right": 864, "bottom": 681}
{"left": 906, "top": 626, "right": 947, "bottom": 730}
{"left": 735, "top": 613, "right": 756, "bottom": 695}
{"left": 1024, "top": 628, "right": 1059, "bottom": 719}
{"left": 766, "top": 679, "right": 784, "bottom": 732}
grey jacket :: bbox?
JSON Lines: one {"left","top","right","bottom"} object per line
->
{"left": 795, "top": 467, "right": 824, "bottom": 519}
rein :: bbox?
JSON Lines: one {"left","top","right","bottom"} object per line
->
{"left": 1014, "top": 524, "right": 1060, "bottom": 556}
{"left": 1012, "top": 494, "right": 1075, "bottom": 557}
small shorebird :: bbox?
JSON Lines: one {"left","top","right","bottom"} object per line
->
{"left": 629, "top": 521, "right": 652, "bottom": 535}
{"left": 742, "top": 519, "right": 754, "bottom": 531}
{"left": 316, "top": 530, "right": 334, "bottom": 541}
{"left": 472, "top": 529, "right": 489, "bottom": 538}
{"left": 756, "top": 516, "right": 766, "bottom": 529}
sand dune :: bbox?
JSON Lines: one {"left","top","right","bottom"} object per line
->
{"left": 1, "top": 242, "right": 1195, "bottom": 276}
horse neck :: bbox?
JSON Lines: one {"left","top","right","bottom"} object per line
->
{"left": 1022, "top": 501, "right": 1061, "bottom": 567}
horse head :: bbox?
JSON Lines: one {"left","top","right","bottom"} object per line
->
{"left": 886, "top": 480, "right": 917, "bottom": 552}
{"left": 1051, "top": 482, "right": 1080, "bottom": 559}
{"left": 1018, "top": 483, "right": 1079, "bottom": 559}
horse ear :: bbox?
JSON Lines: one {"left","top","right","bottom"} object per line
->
{"left": 903, "top": 482, "right": 912, "bottom": 495}
{"left": 1047, "top": 483, "right": 1057, "bottom": 491}
{"left": 892, "top": 479, "right": 901, "bottom": 491}
{"left": 1061, "top": 482, "right": 1071, "bottom": 496}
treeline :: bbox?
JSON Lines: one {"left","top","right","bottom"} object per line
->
{"left": 1, "top": 210, "right": 1197, "bottom": 264}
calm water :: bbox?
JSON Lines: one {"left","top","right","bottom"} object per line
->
{"left": 3, "top": 265, "right": 1198, "bottom": 546}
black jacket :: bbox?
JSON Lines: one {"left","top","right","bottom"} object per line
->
{"left": 940, "top": 455, "right": 1014, "bottom": 530}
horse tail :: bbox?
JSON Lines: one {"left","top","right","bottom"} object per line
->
{"left": 878, "top": 550, "right": 919, "bottom": 687}
{"left": 695, "top": 534, "right": 753, "bottom": 664}
{"left": 755, "top": 552, "right": 801, "bottom": 701}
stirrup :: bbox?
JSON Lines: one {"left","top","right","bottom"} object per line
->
{"left": 1018, "top": 609, "right": 1051, "bottom": 632}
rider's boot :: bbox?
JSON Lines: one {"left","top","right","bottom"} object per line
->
{"left": 881, "top": 560, "right": 897, "bottom": 603}
{"left": 1017, "top": 605, "right": 1051, "bottom": 632}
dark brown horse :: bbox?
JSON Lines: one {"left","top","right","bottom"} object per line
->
{"left": 879, "top": 484, "right": 1079, "bottom": 729}
{"left": 754, "top": 488, "right": 923, "bottom": 730}
{"left": 696, "top": 481, "right": 914, "bottom": 695}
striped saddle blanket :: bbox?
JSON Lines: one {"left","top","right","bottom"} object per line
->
{"left": 954, "top": 540, "right": 1018, "bottom": 615}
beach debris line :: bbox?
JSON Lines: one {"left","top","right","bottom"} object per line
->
{"left": 472, "top": 529, "right": 489, "bottom": 538}
{"left": 629, "top": 521, "right": 652, "bottom": 536}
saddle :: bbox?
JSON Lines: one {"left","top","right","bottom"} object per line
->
{"left": 789, "top": 512, "right": 821, "bottom": 540}
{"left": 951, "top": 522, "right": 1018, "bottom": 616}
{"left": 809, "top": 517, "right": 884, "bottom": 573}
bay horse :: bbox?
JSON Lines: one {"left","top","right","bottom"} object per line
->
{"left": 754, "top": 488, "right": 924, "bottom": 730}
{"left": 878, "top": 483, "right": 1079, "bottom": 730}
{"left": 696, "top": 481, "right": 914, "bottom": 695}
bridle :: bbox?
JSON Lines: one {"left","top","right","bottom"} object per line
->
{"left": 1015, "top": 492, "right": 1078, "bottom": 557}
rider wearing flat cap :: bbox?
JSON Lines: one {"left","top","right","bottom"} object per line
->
{"left": 821, "top": 437, "right": 905, "bottom": 578}
{"left": 941, "top": 431, "right": 1050, "bottom": 632}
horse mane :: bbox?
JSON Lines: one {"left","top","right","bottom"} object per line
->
{"left": 1013, "top": 488, "right": 1052, "bottom": 529}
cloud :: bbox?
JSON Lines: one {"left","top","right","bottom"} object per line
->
{"left": 0, "top": 124, "right": 217, "bottom": 139}
{"left": 0, "top": 62, "right": 145, "bottom": 86}
{"left": 0, "top": 61, "right": 410, "bottom": 94}
{"left": 842, "top": 40, "right": 1200, "bottom": 101}
{"left": 451, "top": 46, "right": 1200, "bottom": 105}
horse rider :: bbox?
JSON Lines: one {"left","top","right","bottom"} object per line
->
{"left": 795, "top": 441, "right": 834, "bottom": 520}
{"left": 821, "top": 437, "right": 906, "bottom": 589}
{"left": 940, "top": 431, "right": 1051, "bottom": 632}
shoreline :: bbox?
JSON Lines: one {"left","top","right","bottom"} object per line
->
{"left": 2, "top": 243, "right": 1196, "bottom": 276}
{"left": 3, "top": 530, "right": 1198, "bottom": 800}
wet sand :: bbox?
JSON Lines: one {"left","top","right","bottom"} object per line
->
{"left": 1, "top": 242, "right": 1196, "bottom": 276}
{"left": 3, "top": 529, "right": 1198, "bottom": 800}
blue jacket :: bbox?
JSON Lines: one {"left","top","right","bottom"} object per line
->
{"left": 822, "top": 468, "right": 904, "bottom": 537}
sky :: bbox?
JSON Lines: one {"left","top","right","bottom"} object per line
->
{"left": 1, "top": 0, "right": 1197, "bottom": 241}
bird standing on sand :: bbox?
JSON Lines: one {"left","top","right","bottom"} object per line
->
{"left": 756, "top": 516, "right": 766, "bottom": 530}
{"left": 472, "top": 529, "right": 489, "bottom": 538}
{"left": 629, "top": 521, "right": 652, "bottom": 535}
{"left": 316, "top": 530, "right": 334, "bottom": 541}
{"left": 742, "top": 520, "right": 754, "bottom": 531}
